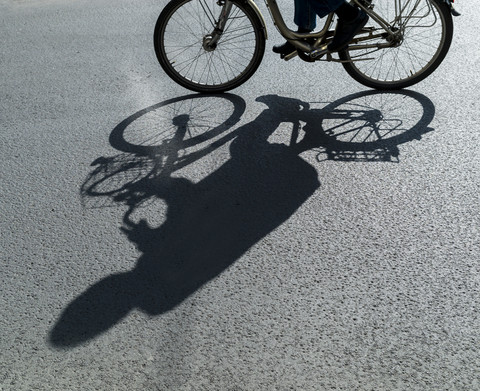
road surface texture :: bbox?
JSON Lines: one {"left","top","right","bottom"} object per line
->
{"left": 1, "top": 0, "right": 479, "bottom": 390}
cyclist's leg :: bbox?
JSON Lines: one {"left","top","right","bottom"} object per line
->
{"left": 294, "top": 0, "right": 317, "bottom": 31}
{"left": 304, "top": 0, "right": 368, "bottom": 52}
{"left": 273, "top": 0, "right": 368, "bottom": 56}
{"left": 273, "top": 0, "right": 317, "bottom": 56}
{"left": 305, "top": 0, "right": 343, "bottom": 19}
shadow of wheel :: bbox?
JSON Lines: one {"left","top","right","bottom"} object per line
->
{"left": 300, "top": 90, "right": 436, "bottom": 162}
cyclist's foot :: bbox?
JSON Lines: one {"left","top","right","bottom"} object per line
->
{"left": 273, "top": 27, "right": 312, "bottom": 57}
{"left": 328, "top": 9, "right": 368, "bottom": 52}
{"left": 272, "top": 41, "right": 296, "bottom": 57}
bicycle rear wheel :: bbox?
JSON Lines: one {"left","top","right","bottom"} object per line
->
{"left": 340, "top": 0, "right": 453, "bottom": 90}
{"left": 154, "top": 0, "right": 266, "bottom": 93}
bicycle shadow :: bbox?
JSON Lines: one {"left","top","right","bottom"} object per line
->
{"left": 49, "top": 90, "right": 435, "bottom": 348}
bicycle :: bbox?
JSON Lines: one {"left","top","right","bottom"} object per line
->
{"left": 153, "top": 0, "right": 459, "bottom": 93}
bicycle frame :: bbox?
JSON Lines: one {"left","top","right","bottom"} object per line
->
{"left": 215, "top": 0, "right": 443, "bottom": 60}
{"left": 264, "top": 0, "right": 426, "bottom": 55}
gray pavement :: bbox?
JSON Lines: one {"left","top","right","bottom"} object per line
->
{"left": 1, "top": 0, "right": 479, "bottom": 390}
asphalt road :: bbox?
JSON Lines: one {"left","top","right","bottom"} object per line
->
{"left": 1, "top": 0, "right": 479, "bottom": 390}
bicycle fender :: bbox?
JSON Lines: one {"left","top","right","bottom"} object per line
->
{"left": 243, "top": 0, "right": 269, "bottom": 39}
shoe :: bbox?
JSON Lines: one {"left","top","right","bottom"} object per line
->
{"left": 328, "top": 9, "right": 368, "bottom": 52}
{"left": 272, "top": 41, "right": 296, "bottom": 57}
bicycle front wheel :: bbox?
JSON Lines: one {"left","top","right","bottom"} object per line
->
{"left": 340, "top": 0, "right": 453, "bottom": 90}
{"left": 154, "top": 0, "right": 266, "bottom": 93}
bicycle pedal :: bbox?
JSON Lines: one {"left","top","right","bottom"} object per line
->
{"left": 310, "top": 45, "right": 329, "bottom": 60}
{"left": 283, "top": 51, "right": 298, "bottom": 61}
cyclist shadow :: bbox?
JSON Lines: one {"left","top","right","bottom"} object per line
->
{"left": 49, "top": 90, "right": 435, "bottom": 348}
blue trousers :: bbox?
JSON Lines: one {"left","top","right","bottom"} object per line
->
{"left": 294, "top": 0, "right": 345, "bottom": 30}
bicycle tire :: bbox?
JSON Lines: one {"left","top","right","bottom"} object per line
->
{"left": 154, "top": 0, "right": 266, "bottom": 93}
{"left": 339, "top": 0, "right": 453, "bottom": 90}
